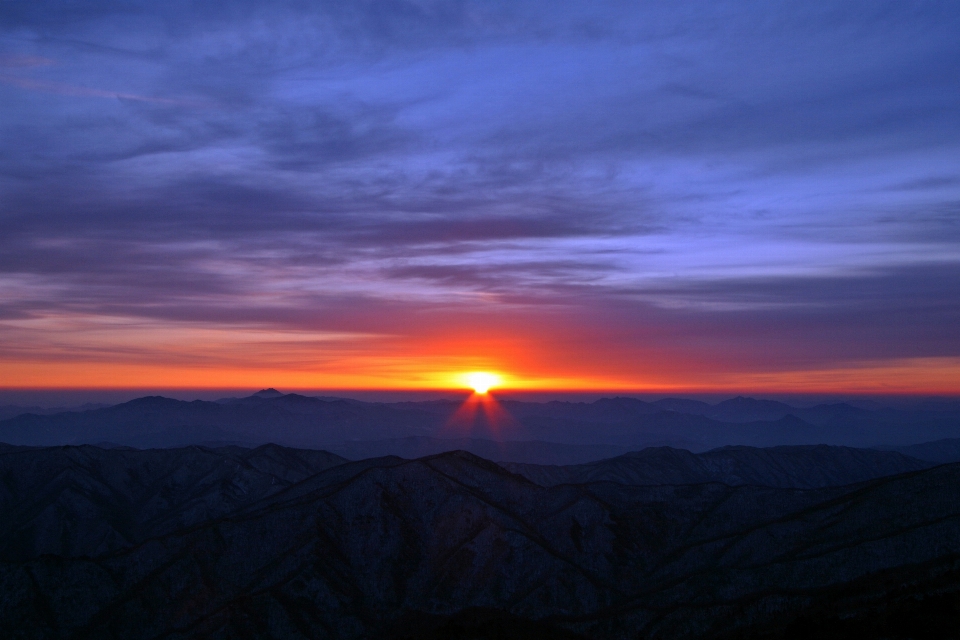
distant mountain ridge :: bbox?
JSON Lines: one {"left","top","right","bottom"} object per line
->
{"left": 327, "top": 436, "right": 636, "bottom": 465}
{"left": 502, "top": 444, "right": 932, "bottom": 488}
{"left": 0, "top": 402, "right": 110, "bottom": 422}
{"left": 885, "top": 437, "right": 960, "bottom": 464}
{"left": 1, "top": 391, "right": 959, "bottom": 456}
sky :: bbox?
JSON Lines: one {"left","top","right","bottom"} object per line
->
{"left": 1, "top": 1, "right": 959, "bottom": 393}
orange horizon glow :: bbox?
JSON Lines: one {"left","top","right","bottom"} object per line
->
{"left": 2, "top": 323, "right": 960, "bottom": 395}
{"left": 2, "top": 286, "right": 960, "bottom": 397}
{"left": 2, "top": 359, "right": 960, "bottom": 396}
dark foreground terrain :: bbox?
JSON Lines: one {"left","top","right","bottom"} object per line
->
{"left": 1, "top": 442, "right": 959, "bottom": 638}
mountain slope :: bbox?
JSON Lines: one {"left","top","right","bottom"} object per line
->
{"left": 502, "top": 444, "right": 932, "bottom": 488}
{"left": 0, "top": 448, "right": 959, "bottom": 638}
{"left": 329, "top": 436, "right": 634, "bottom": 465}
{"left": 0, "top": 443, "right": 347, "bottom": 561}
{"left": 889, "top": 437, "right": 960, "bottom": 464}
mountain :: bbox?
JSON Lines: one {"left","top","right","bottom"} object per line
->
{"left": 886, "top": 437, "right": 960, "bottom": 464}
{"left": 0, "top": 403, "right": 110, "bottom": 421}
{"left": 216, "top": 387, "right": 289, "bottom": 403}
{"left": 328, "top": 437, "right": 634, "bottom": 465}
{"left": 0, "top": 394, "right": 446, "bottom": 448}
{"left": 0, "top": 405, "right": 44, "bottom": 421}
{"left": 0, "top": 444, "right": 959, "bottom": 638}
{"left": 2, "top": 391, "right": 960, "bottom": 454}
{"left": 706, "top": 396, "right": 797, "bottom": 422}
{"left": 502, "top": 444, "right": 932, "bottom": 488}
{"left": 252, "top": 387, "right": 284, "bottom": 398}
{"left": 0, "top": 443, "right": 347, "bottom": 560}
{"left": 650, "top": 397, "right": 714, "bottom": 414}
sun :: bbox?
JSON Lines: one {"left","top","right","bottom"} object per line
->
{"left": 464, "top": 371, "right": 501, "bottom": 394}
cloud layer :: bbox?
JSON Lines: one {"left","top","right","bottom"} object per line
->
{"left": 2, "top": 1, "right": 959, "bottom": 390}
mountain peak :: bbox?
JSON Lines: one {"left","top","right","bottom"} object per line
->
{"left": 252, "top": 388, "right": 283, "bottom": 398}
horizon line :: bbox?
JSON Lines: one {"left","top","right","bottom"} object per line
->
{"left": 2, "top": 386, "right": 960, "bottom": 398}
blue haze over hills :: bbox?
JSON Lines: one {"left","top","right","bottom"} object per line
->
{"left": 2, "top": 389, "right": 960, "bottom": 637}
{"left": 2, "top": 389, "right": 958, "bottom": 464}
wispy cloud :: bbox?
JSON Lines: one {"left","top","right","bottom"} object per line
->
{"left": 0, "top": 53, "right": 55, "bottom": 68}
{"left": 1, "top": 0, "right": 959, "bottom": 390}
{"left": 0, "top": 74, "right": 205, "bottom": 105}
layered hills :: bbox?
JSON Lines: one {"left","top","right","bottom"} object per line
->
{"left": 1, "top": 391, "right": 959, "bottom": 459}
{"left": 502, "top": 444, "right": 931, "bottom": 488}
{"left": 3, "top": 391, "right": 959, "bottom": 636}
{"left": 1, "top": 441, "right": 959, "bottom": 638}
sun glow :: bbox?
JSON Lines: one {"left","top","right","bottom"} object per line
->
{"left": 464, "top": 371, "right": 501, "bottom": 394}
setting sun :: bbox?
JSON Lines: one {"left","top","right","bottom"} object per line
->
{"left": 464, "top": 372, "right": 501, "bottom": 394}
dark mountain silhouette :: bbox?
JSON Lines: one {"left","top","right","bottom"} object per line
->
{"left": 0, "top": 394, "right": 445, "bottom": 448}
{"left": 0, "top": 405, "right": 44, "bottom": 421}
{"left": 1, "top": 392, "right": 959, "bottom": 458}
{"left": 502, "top": 444, "right": 931, "bottom": 488}
{"left": 328, "top": 436, "right": 635, "bottom": 465}
{"left": 887, "top": 437, "right": 960, "bottom": 464}
{"left": 253, "top": 387, "right": 284, "bottom": 398}
{"left": 0, "top": 443, "right": 959, "bottom": 638}
{"left": 647, "top": 397, "right": 959, "bottom": 444}
{"left": 0, "top": 443, "right": 347, "bottom": 560}
{"left": 707, "top": 396, "right": 797, "bottom": 422}
{"left": 0, "top": 403, "right": 110, "bottom": 421}
{"left": 650, "top": 397, "right": 715, "bottom": 414}
{"left": 653, "top": 397, "right": 883, "bottom": 426}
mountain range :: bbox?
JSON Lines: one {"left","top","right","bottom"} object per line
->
{"left": 1, "top": 441, "right": 958, "bottom": 638}
{"left": 1, "top": 390, "right": 959, "bottom": 461}
{"left": 0, "top": 403, "right": 109, "bottom": 422}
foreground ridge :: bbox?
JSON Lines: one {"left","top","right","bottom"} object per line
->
{"left": 0, "top": 443, "right": 958, "bottom": 638}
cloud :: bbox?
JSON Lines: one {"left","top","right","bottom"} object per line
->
{"left": 0, "top": 74, "right": 203, "bottom": 105}
{"left": 0, "top": 53, "right": 55, "bottom": 68}
{"left": 1, "top": 1, "right": 959, "bottom": 388}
